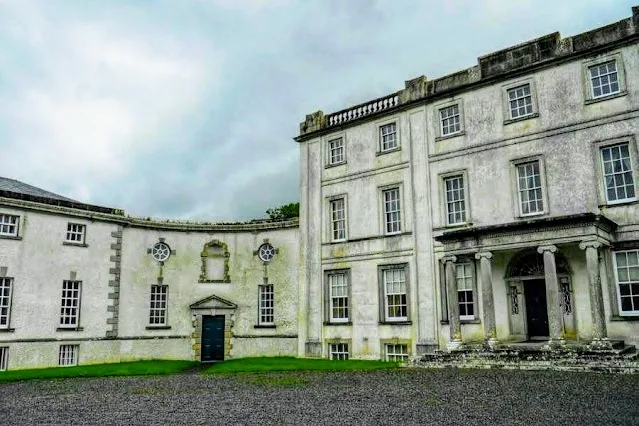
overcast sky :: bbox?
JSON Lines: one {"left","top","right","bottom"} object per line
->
{"left": 0, "top": 0, "right": 635, "bottom": 220}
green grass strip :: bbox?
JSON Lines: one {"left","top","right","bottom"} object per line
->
{"left": 204, "top": 356, "right": 400, "bottom": 374}
{"left": 0, "top": 360, "right": 198, "bottom": 383}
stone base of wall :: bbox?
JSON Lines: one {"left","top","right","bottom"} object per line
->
{"left": 231, "top": 337, "right": 297, "bottom": 358}
{"left": 410, "top": 342, "right": 639, "bottom": 374}
{"left": 1, "top": 338, "right": 192, "bottom": 371}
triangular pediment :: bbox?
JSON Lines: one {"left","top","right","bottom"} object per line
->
{"left": 189, "top": 294, "right": 237, "bottom": 310}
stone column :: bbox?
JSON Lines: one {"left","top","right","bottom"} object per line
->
{"left": 537, "top": 245, "right": 564, "bottom": 348}
{"left": 578, "top": 241, "right": 610, "bottom": 349}
{"left": 475, "top": 252, "right": 497, "bottom": 348}
{"left": 443, "top": 256, "right": 462, "bottom": 350}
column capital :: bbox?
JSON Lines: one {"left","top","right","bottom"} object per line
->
{"left": 579, "top": 241, "right": 602, "bottom": 251}
{"left": 537, "top": 245, "right": 557, "bottom": 254}
{"left": 441, "top": 255, "right": 457, "bottom": 264}
{"left": 475, "top": 251, "right": 493, "bottom": 260}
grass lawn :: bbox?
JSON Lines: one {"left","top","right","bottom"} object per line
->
{"left": 0, "top": 360, "right": 198, "bottom": 383}
{"left": 204, "top": 356, "right": 400, "bottom": 374}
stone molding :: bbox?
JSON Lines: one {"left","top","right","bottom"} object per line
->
{"left": 105, "top": 226, "right": 123, "bottom": 339}
{"left": 537, "top": 245, "right": 557, "bottom": 254}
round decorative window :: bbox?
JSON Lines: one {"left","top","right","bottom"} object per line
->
{"left": 151, "top": 242, "right": 171, "bottom": 262}
{"left": 258, "top": 243, "right": 276, "bottom": 262}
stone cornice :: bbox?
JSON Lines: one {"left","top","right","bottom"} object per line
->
{"left": 0, "top": 197, "right": 299, "bottom": 232}
{"left": 435, "top": 213, "right": 617, "bottom": 244}
{"left": 295, "top": 7, "right": 639, "bottom": 142}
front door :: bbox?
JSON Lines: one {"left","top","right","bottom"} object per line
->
{"left": 524, "top": 279, "right": 549, "bottom": 340}
{"left": 201, "top": 315, "right": 225, "bottom": 362}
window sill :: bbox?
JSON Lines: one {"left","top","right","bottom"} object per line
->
{"left": 57, "top": 327, "right": 84, "bottom": 331}
{"left": 0, "top": 328, "right": 15, "bottom": 332}
{"left": 253, "top": 324, "right": 276, "bottom": 329}
{"left": 435, "top": 131, "right": 466, "bottom": 142}
{"left": 379, "top": 321, "right": 412, "bottom": 326}
{"left": 503, "top": 112, "right": 539, "bottom": 126}
{"left": 323, "top": 321, "right": 352, "bottom": 326}
{"left": 610, "top": 315, "right": 639, "bottom": 321}
{"left": 440, "top": 319, "right": 480, "bottom": 325}
{"left": 62, "top": 241, "right": 88, "bottom": 248}
{"left": 599, "top": 198, "right": 638, "bottom": 208}
{"left": 325, "top": 161, "right": 347, "bottom": 169}
{"left": 0, "top": 235, "right": 21, "bottom": 241}
{"left": 584, "top": 91, "right": 627, "bottom": 105}
{"left": 376, "top": 147, "right": 401, "bottom": 156}
{"left": 515, "top": 212, "right": 547, "bottom": 220}
{"left": 146, "top": 325, "right": 171, "bottom": 330}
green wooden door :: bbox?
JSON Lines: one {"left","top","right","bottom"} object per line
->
{"left": 201, "top": 315, "right": 225, "bottom": 362}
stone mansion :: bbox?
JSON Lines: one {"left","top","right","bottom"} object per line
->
{"left": 0, "top": 7, "right": 638, "bottom": 370}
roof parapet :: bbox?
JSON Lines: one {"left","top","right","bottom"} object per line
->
{"left": 296, "top": 6, "right": 639, "bottom": 140}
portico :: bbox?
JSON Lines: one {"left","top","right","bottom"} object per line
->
{"left": 435, "top": 213, "right": 617, "bottom": 350}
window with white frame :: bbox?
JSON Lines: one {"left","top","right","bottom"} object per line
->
{"left": 329, "top": 343, "right": 349, "bottom": 360}
{"left": 0, "top": 215, "right": 19, "bottom": 237}
{"left": 613, "top": 250, "right": 639, "bottom": 315}
{"left": 385, "top": 344, "right": 409, "bottom": 362}
{"left": 379, "top": 123, "right": 398, "bottom": 152}
{"left": 601, "top": 143, "right": 635, "bottom": 203}
{"left": 258, "top": 284, "right": 274, "bottom": 325}
{"left": 330, "top": 198, "right": 346, "bottom": 241}
{"left": 328, "top": 271, "right": 349, "bottom": 323}
{"left": 58, "top": 344, "right": 79, "bottom": 366}
{"left": 382, "top": 187, "right": 401, "bottom": 234}
{"left": 0, "top": 347, "right": 7, "bottom": 371}
{"left": 59, "top": 280, "right": 81, "bottom": 328}
{"left": 328, "top": 137, "right": 345, "bottom": 165}
{"left": 382, "top": 266, "right": 408, "bottom": 321}
{"left": 149, "top": 285, "right": 168, "bottom": 325}
{"left": 507, "top": 84, "right": 533, "bottom": 119}
{"left": 516, "top": 160, "right": 544, "bottom": 215}
{"left": 440, "top": 105, "right": 461, "bottom": 136}
{"left": 589, "top": 60, "right": 619, "bottom": 99}
{"left": 456, "top": 263, "right": 474, "bottom": 320}
{"left": 0, "top": 278, "right": 12, "bottom": 329}
{"left": 444, "top": 175, "right": 466, "bottom": 225}
{"left": 65, "top": 223, "right": 85, "bottom": 243}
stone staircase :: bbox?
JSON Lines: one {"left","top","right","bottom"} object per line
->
{"left": 410, "top": 341, "right": 639, "bottom": 373}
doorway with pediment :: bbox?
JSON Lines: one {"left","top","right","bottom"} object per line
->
{"left": 505, "top": 248, "right": 575, "bottom": 342}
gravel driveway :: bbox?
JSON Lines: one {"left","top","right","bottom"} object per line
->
{"left": 1, "top": 368, "right": 637, "bottom": 426}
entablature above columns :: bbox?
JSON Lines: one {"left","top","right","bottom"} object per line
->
{"left": 434, "top": 213, "right": 617, "bottom": 256}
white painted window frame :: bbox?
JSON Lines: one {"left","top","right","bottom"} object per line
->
{"left": 592, "top": 136, "right": 639, "bottom": 207}
{"left": 443, "top": 174, "right": 467, "bottom": 225}
{"left": 58, "top": 344, "right": 79, "bottom": 366}
{"left": 582, "top": 53, "right": 626, "bottom": 104}
{"left": 329, "top": 196, "right": 347, "bottom": 242}
{"left": 0, "top": 214, "right": 19, "bottom": 237}
{"left": 59, "top": 280, "right": 82, "bottom": 328}
{"left": 380, "top": 264, "right": 409, "bottom": 322}
{"left": 516, "top": 160, "right": 545, "bottom": 216}
{"left": 328, "top": 271, "right": 349, "bottom": 323}
{"left": 612, "top": 250, "right": 639, "bottom": 316}
{"left": 456, "top": 263, "right": 475, "bottom": 321}
{"left": 149, "top": 284, "right": 168, "bottom": 325}
{"left": 0, "top": 347, "right": 7, "bottom": 371}
{"left": 328, "top": 137, "right": 345, "bottom": 166}
{"left": 501, "top": 78, "right": 539, "bottom": 124}
{"left": 510, "top": 155, "right": 548, "bottom": 218}
{"left": 0, "top": 277, "right": 13, "bottom": 329}
{"left": 600, "top": 142, "right": 636, "bottom": 204}
{"left": 329, "top": 342, "right": 349, "bottom": 360}
{"left": 258, "top": 284, "right": 274, "bottom": 325}
{"left": 377, "top": 117, "right": 400, "bottom": 153}
{"left": 65, "top": 223, "right": 86, "bottom": 244}
{"left": 381, "top": 185, "right": 402, "bottom": 235}
{"left": 440, "top": 104, "right": 461, "bottom": 136}
{"left": 385, "top": 343, "right": 409, "bottom": 362}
